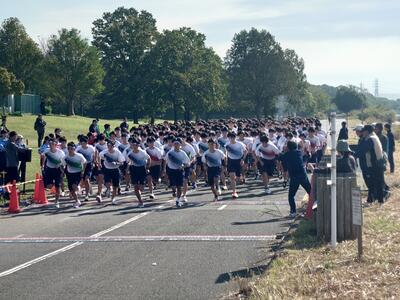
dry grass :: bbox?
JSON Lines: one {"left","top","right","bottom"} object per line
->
{"left": 246, "top": 129, "right": 400, "bottom": 299}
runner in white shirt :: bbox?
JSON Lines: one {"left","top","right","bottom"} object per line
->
{"left": 181, "top": 137, "right": 197, "bottom": 202}
{"left": 62, "top": 142, "right": 86, "bottom": 208}
{"left": 76, "top": 136, "right": 95, "bottom": 201}
{"left": 225, "top": 132, "right": 247, "bottom": 198}
{"left": 93, "top": 134, "right": 108, "bottom": 203}
{"left": 42, "top": 139, "right": 65, "bottom": 208}
{"left": 99, "top": 140, "right": 125, "bottom": 204}
{"left": 255, "top": 136, "right": 280, "bottom": 194}
{"left": 165, "top": 138, "right": 190, "bottom": 207}
{"left": 145, "top": 136, "right": 163, "bottom": 198}
{"left": 217, "top": 128, "right": 229, "bottom": 190}
{"left": 117, "top": 133, "right": 130, "bottom": 192}
{"left": 202, "top": 139, "right": 226, "bottom": 201}
{"left": 124, "top": 137, "right": 151, "bottom": 207}
{"left": 307, "top": 127, "right": 321, "bottom": 163}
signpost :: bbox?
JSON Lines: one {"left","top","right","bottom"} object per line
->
{"left": 352, "top": 187, "right": 363, "bottom": 260}
{"left": 330, "top": 112, "right": 337, "bottom": 249}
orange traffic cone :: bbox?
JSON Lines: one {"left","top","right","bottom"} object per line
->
{"left": 37, "top": 176, "right": 48, "bottom": 205}
{"left": 33, "top": 173, "right": 40, "bottom": 203}
{"left": 8, "top": 181, "right": 20, "bottom": 213}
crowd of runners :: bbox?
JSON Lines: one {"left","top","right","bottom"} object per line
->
{"left": 38, "top": 117, "right": 327, "bottom": 217}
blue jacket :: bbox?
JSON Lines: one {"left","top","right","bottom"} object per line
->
{"left": 281, "top": 150, "right": 307, "bottom": 178}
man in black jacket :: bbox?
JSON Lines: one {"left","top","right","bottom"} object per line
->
{"left": 34, "top": 114, "right": 46, "bottom": 147}
{"left": 338, "top": 121, "right": 348, "bottom": 140}
{"left": 5, "top": 131, "right": 19, "bottom": 183}
{"left": 384, "top": 123, "right": 395, "bottom": 173}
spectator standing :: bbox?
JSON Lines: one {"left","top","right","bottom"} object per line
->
{"left": 1, "top": 115, "right": 9, "bottom": 132}
{"left": 355, "top": 125, "right": 385, "bottom": 203}
{"left": 374, "top": 123, "right": 388, "bottom": 153}
{"left": 336, "top": 140, "right": 356, "bottom": 174}
{"left": 89, "top": 119, "right": 100, "bottom": 134}
{"left": 5, "top": 131, "right": 19, "bottom": 183}
{"left": 384, "top": 123, "right": 395, "bottom": 173}
{"left": 338, "top": 121, "right": 348, "bottom": 140}
{"left": 34, "top": 114, "right": 46, "bottom": 147}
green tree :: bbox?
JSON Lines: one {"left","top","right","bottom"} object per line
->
{"left": 42, "top": 28, "right": 104, "bottom": 115}
{"left": 145, "top": 28, "right": 227, "bottom": 122}
{"left": 225, "top": 28, "right": 304, "bottom": 118}
{"left": 92, "top": 7, "right": 158, "bottom": 123}
{"left": 0, "top": 18, "right": 42, "bottom": 91}
{"left": 333, "top": 86, "right": 366, "bottom": 117}
{"left": 0, "top": 67, "right": 24, "bottom": 113}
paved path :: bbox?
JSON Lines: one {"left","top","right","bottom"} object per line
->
{"left": 0, "top": 178, "right": 303, "bottom": 300}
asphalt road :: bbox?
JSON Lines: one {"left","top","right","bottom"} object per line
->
{"left": 0, "top": 178, "right": 303, "bottom": 300}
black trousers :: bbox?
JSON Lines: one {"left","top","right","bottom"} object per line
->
{"left": 364, "top": 167, "right": 384, "bottom": 203}
{"left": 387, "top": 151, "right": 395, "bottom": 173}
{"left": 37, "top": 131, "right": 44, "bottom": 147}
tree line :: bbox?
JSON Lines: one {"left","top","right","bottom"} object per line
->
{"left": 0, "top": 7, "right": 350, "bottom": 121}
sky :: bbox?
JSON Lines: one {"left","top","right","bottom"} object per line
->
{"left": 1, "top": 0, "right": 400, "bottom": 99}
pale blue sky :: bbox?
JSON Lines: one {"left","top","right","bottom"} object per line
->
{"left": 1, "top": 0, "right": 400, "bottom": 98}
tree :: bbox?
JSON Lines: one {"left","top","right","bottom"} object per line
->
{"left": 0, "top": 18, "right": 42, "bottom": 91}
{"left": 0, "top": 67, "right": 24, "bottom": 113}
{"left": 333, "top": 86, "right": 366, "bottom": 117}
{"left": 225, "top": 28, "right": 305, "bottom": 118}
{"left": 42, "top": 28, "right": 104, "bottom": 115}
{"left": 145, "top": 28, "right": 227, "bottom": 122}
{"left": 92, "top": 7, "right": 158, "bottom": 123}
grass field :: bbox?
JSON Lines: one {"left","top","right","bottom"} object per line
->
{"left": 6, "top": 114, "right": 168, "bottom": 195}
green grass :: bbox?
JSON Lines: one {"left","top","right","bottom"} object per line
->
{"left": 7, "top": 114, "right": 165, "bottom": 183}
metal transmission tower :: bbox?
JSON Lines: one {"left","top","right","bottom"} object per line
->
{"left": 374, "top": 79, "right": 379, "bottom": 97}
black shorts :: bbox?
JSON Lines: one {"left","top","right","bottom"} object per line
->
{"left": 93, "top": 161, "right": 106, "bottom": 176}
{"left": 149, "top": 165, "right": 161, "bottom": 182}
{"left": 130, "top": 165, "right": 147, "bottom": 185}
{"left": 184, "top": 166, "right": 193, "bottom": 179}
{"left": 104, "top": 168, "right": 120, "bottom": 187}
{"left": 196, "top": 157, "right": 204, "bottom": 169}
{"left": 83, "top": 163, "right": 93, "bottom": 179}
{"left": 168, "top": 168, "right": 184, "bottom": 187}
{"left": 227, "top": 158, "right": 242, "bottom": 177}
{"left": 44, "top": 167, "right": 62, "bottom": 188}
{"left": 120, "top": 162, "right": 128, "bottom": 175}
{"left": 259, "top": 158, "right": 276, "bottom": 176}
{"left": 5, "top": 167, "right": 19, "bottom": 184}
{"left": 207, "top": 166, "right": 221, "bottom": 184}
{"left": 66, "top": 171, "right": 82, "bottom": 191}
{"left": 245, "top": 154, "right": 254, "bottom": 165}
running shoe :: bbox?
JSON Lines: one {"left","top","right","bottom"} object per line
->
{"left": 172, "top": 191, "right": 177, "bottom": 197}
{"left": 289, "top": 212, "right": 297, "bottom": 218}
{"left": 111, "top": 198, "right": 117, "bottom": 205}
{"left": 96, "top": 195, "right": 102, "bottom": 204}
{"left": 73, "top": 200, "right": 81, "bottom": 208}
{"left": 149, "top": 193, "right": 155, "bottom": 200}
{"left": 61, "top": 191, "right": 65, "bottom": 197}
{"left": 138, "top": 203, "right": 145, "bottom": 208}
{"left": 192, "top": 182, "right": 197, "bottom": 189}
{"left": 182, "top": 196, "right": 188, "bottom": 203}
{"left": 84, "top": 195, "right": 89, "bottom": 202}
{"left": 213, "top": 196, "right": 220, "bottom": 202}
{"left": 222, "top": 185, "right": 228, "bottom": 191}
{"left": 55, "top": 201, "right": 60, "bottom": 209}
{"left": 125, "top": 185, "right": 130, "bottom": 192}
{"left": 265, "top": 187, "right": 272, "bottom": 195}
{"left": 232, "top": 192, "right": 239, "bottom": 199}
{"left": 217, "top": 186, "right": 222, "bottom": 195}
{"left": 175, "top": 198, "right": 182, "bottom": 208}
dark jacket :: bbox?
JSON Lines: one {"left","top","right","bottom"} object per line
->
{"left": 337, "top": 154, "right": 356, "bottom": 174}
{"left": 5, "top": 141, "right": 19, "bottom": 168}
{"left": 377, "top": 133, "right": 388, "bottom": 153}
{"left": 338, "top": 127, "right": 348, "bottom": 140}
{"left": 355, "top": 137, "right": 376, "bottom": 171}
{"left": 387, "top": 131, "right": 395, "bottom": 152}
{"left": 281, "top": 150, "right": 307, "bottom": 178}
{"left": 34, "top": 118, "right": 46, "bottom": 133}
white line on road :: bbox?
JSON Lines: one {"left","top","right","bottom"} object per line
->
{"left": 0, "top": 209, "right": 156, "bottom": 278}
{"left": 0, "top": 235, "right": 276, "bottom": 243}
{"left": 217, "top": 205, "right": 227, "bottom": 211}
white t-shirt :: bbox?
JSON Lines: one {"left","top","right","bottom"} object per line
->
{"left": 63, "top": 153, "right": 86, "bottom": 173}
{"left": 217, "top": 137, "right": 229, "bottom": 153}
{"left": 202, "top": 149, "right": 225, "bottom": 167}
{"left": 197, "top": 141, "right": 209, "bottom": 154}
{"left": 307, "top": 136, "right": 321, "bottom": 153}
{"left": 76, "top": 145, "right": 95, "bottom": 163}
{"left": 124, "top": 148, "right": 149, "bottom": 167}
{"left": 100, "top": 149, "right": 125, "bottom": 169}
{"left": 182, "top": 143, "right": 196, "bottom": 161}
{"left": 43, "top": 148, "right": 65, "bottom": 168}
{"left": 225, "top": 141, "right": 246, "bottom": 160}
{"left": 145, "top": 147, "right": 163, "bottom": 165}
{"left": 256, "top": 142, "right": 281, "bottom": 160}
{"left": 166, "top": 149, "right": 190, "bottom": 170}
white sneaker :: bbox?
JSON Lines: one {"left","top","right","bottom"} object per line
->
{"left": 55, "top": 202, "right": 60, "bottom": 209}
{"left": 222, "top": 185, "right": 228, "bottom": 191}
{"left": 96, "top": 195, "right": 102, "bottom": 203}
{"left": 138, "top": 203, "right": 145, "bottom": 208}
{"left": 289, "top": 212, "right": 297, "bottom": 218}
{"left": 149, "top": 193, "right": 155, "bottom": 200}
{"left": 182, "top": 196, "right": 188, "bottom": 203}
{"left": 73, "top": 200, "right": 81, "bottom": 208}
{"left": 84, "top": 195, "right": 89, "bottom": 202}
{"left": 61, "top": 191, "right": 65, "bottom": 197}
{"left": 265, "top": 187, "right": 272, "bottom": 195}
{"left": 214, "top": 196, "right": 219, "bottom": 202}
{"left": 217, "top": 186, "right": 222, "bottom": 195}
{"left": 176, "top": 198, "right": 182, "bottom": 207}
{"left": 111, "top": 198, "right": 117, "bottom": 205}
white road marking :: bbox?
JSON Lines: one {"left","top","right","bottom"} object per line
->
{"left": 0, "top": 235, "right": 276, "bottom": 243}
{"left": 217, "top": 205, "right": 227, "bottom": 211}
{"left": 0, "top": 211, "right": 149, "bottom": 278}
